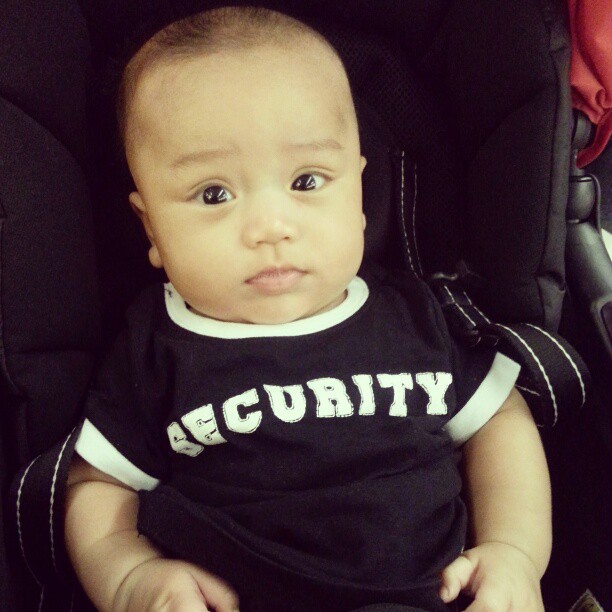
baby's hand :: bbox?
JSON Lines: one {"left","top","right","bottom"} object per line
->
{"left": 114, "top": 557, "right": 239, "bottom": 612}
{"left": 439, "top": 541, "right": 544, "bottom": 611}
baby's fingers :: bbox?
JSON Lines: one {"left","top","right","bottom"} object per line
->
{"left": 439, "top": 554, "right": 475, "bottom": 603}
{"left": 189, "top": 566, "right": 240, "bottom": 612}
{"left": 162, "top": 587, "right": 210, "bottom": 612}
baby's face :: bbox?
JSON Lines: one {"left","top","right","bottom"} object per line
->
{"left": 127, "top": 41, "right": 366, "bottom": 324}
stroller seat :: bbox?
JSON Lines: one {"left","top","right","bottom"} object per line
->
{"left": 1, "top": 0, "right": 610, "bottom": 610}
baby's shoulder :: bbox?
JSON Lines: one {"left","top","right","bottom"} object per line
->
{"left": 115, "top": 282, "right": 171, "bottom": 346}
{"left": 124, "top": 281, "right": 166, "bottom": 319}
{"left": 361, "top": 262, "right": 438, "bottom": 313}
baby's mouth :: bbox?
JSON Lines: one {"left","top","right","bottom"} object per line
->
{"left": 245, "top": 267, "right": 305, "bottom": 294}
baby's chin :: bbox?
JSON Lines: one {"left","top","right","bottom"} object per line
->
{"left": 244, "top": 292, "right": 348, "bottom": 325}
{"left": 192, "top": 292, "right": 348, "bottom": 326}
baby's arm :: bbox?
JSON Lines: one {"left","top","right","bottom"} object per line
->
{"left": 440, "top": 388, "right": 551, "bottom": 611}
{"left": 65, "top": 456, "right": 239, "bottom": 611}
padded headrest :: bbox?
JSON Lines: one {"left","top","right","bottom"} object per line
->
{"left": 0, "top": 0, "right": 100, "bottom": 462}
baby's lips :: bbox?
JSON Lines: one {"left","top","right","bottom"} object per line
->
{"left": 245, "top": 266, "right": 305, "bottom": 293}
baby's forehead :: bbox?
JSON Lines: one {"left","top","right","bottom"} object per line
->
{"left": 144, "top": 34, "right": 345, "bottom": 84}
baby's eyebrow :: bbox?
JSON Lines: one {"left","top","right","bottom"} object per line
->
{"left": 282, "top": 138, "right": 344, "bottom": 153}
{"left": 171, "top": 147, "right": 238, "bottom": 168}
{"left": 170, "top": 139, "right": 344, "bottom": 168}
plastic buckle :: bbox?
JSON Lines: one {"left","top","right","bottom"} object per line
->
{"left": 428, "top": 260, "right": 486, "bottom": 292}
{"left": 427, "top": 262, "right": 495, "bottom": 348}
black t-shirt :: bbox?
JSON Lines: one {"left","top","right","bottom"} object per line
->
{"left": 76, "top": 267, "right": 519, "bottom": 588}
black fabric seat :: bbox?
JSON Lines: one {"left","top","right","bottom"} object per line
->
{"left": 1, "top": 0, "right": 610, "bottom": 610}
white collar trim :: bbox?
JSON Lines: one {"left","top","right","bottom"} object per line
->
{"left": 164, "top": 277, "right": 369, "bottom": 339}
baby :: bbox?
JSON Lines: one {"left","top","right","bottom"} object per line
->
{"left": 65, "top": 6, "right": 551, "bottom": 611}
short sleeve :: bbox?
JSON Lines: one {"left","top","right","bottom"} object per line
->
{"left": 423, "top": 285, "right": 521, "bottom": 445}
{"left": 75, "top": 291, "right": 170, "bottom": 490}
{"left": 443, "top": 343, "right": 520, "bottom": 445}
{"left": 372, "top": 268, "right": 521, "bottom": 446}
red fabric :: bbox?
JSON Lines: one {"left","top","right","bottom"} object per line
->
{"left": 569, "top": 0, "right": 612, "bottom": 167}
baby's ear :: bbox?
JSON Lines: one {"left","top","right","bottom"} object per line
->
{"left": 128, "top": 192, "right": 163, "bottom": 269}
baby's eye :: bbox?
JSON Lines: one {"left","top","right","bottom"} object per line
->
{"left": 291, "top": 173, "right": 325, "bottom": 191}
{"left": 200, "top": 185, "right": 233, "bottom": 205}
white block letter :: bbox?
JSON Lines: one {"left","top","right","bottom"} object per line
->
{"left": 264, "top": 384, "right": 306, "bottom": 423}
{"left": 181, "top": 404, "right": 227, "bottom": 445}
{"left": 167, "top": 421, "right": 204, "bottom": 457}
{"left": 223, "top": 388, "right": 262, "bottom": 434}
{"left": 377, "top": 373, "right": 414, "bottom": 416}
{"left": 416, "top": 372, "right": 452, "bottom": 415}
{"left": 352, "top": 375, "right": 376, "bottom": 415}
{"left": 307, "top": 378, "right": 354, "bottom": 418}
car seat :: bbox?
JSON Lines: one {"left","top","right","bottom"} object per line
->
{"left": 1, "top": 0, "right": 610, "bottom": 610}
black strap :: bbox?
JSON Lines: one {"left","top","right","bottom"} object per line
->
{"left": 138, "top": 485, "right": 450, "bottom": 612}
{"left": 9, "top": 427, "right": 81, "bottom": 610}
{"left": 430, "top": 280, "right": 591, "bottom": 427}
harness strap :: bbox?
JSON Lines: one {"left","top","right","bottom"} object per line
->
{"left": 10, "top": 427, "right": 81, "bottom": 609}
{"left": 430, "top": 280, "right": 590, "bottom": 427}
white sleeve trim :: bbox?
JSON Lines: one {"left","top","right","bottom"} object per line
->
{"left": 444, "top": 352, "right": 520, "bottom": 446}
{"left": 75, "top": 419, "right": 160, "bottom": 491}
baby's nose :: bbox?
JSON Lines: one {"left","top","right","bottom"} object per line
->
{"left": 241, "top": 191, "right": 300, "bottom": 247}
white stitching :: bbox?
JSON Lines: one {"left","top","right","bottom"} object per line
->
{"left": 399, "top": 151, "right": 418, "bottom": 276}
{"left": 412, "top": 162, "right": 423, "bottom": 276}
{"left": 525, "top": 323, "right": 586, "bottom": 408}
{"left": 462, "top": 291, "right": 492, "bottom": 325}
{"left": 16, "top": 457, "right": 43, "bottom": 588}
{"left": 38, "top": 587, "right": 44, "bottom": 612}
{"left": 516, "top": 384, "right": 541, "bottom": 397}
{"left": 496, "top": 324, "right": 558, "bottom": 426}
{"left": 50, "top": 433, "right": 73, "bottom": 573}
{"left": 444, "top": 285, "right": 476, "bottom": 327}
